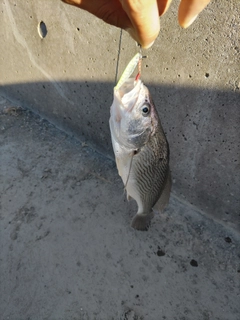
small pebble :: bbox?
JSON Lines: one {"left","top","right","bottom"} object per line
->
{"left": 190, "top": 259, "right": 198, "bottom": 267}
{"left": 225, "top": 237, "right": 232, "bottom": 243}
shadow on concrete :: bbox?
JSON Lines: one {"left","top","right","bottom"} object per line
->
{"left": 1, "top": 81, "right": 239, "bottom": 229}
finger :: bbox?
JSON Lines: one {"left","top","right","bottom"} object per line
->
{"left": 157, "top": 0, "right": 173, "bottom": 16}
{"left": 178, "top": 0, "right": 211, "bottom": 28}
{"left": 120, "top": 0, "right": 160, "bottom": 49}
{"left": 61, "top": 0, "right": 132, "bottom": 30}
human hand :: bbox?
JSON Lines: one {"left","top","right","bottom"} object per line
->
{"left": 62, "top": 0, "right": 211, "bottom": 49}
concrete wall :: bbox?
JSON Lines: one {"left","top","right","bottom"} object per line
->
{"left": 1, "top": 0, "right": 239, "bottom": 229}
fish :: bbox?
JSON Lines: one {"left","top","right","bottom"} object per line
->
{"left": 109, "top": 54, "right": 171, "bottom": 231}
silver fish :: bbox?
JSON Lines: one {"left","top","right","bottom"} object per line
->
{"left": 109, "top": 72, "right": 171, "bottom": 231}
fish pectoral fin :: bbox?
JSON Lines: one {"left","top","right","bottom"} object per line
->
{"left": 115, "top": 149, "right": 135, "bottom": 185}
{"left": 123, "top": 150, "right": 136, "bottom": 190}
{"left": 153, "top": 169, "right": 172, "bottom": 213}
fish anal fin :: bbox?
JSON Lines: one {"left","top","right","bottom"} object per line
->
{"left": 153, "top": 169, "right": 172, "bottom": 213}
{"left": 127, "top": 193, "right": 132, "bottom": 201}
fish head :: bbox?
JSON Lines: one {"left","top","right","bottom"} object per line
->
{"left": 110, "top": 78, "right": 159, "bottom": 150}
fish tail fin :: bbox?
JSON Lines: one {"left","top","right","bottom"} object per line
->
{"left": 153, "top": 168, "right": 172, "bottom": 214}
{"left": 131, "top": 211, "right": 154, "bottom": 231}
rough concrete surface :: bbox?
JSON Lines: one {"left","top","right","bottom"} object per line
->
{"left": 1, "top": 0, "right": 239, "bottom": 226}
{"left": 1, "top": 99, "right": 240, "bottom": 320}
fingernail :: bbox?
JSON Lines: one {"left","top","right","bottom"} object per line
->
{"left": 181, "top": 14, "right": 198, "bottom": 28}
{"left": 125, "top": 28, "right": 155, "bottom": 49}
{"left": 142, "top": 40, "right": 155, "bottom": 49}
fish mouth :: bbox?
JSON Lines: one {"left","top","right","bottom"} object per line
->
{"left": 116, "top": 78, "right": 142, "bottom": 112}
{"left": 117, "top": 78, "right": 135, "bottom": 98}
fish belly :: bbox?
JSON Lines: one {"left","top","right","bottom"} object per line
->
{"left": 115, "top": 152, "right": 144, "bottom": 210}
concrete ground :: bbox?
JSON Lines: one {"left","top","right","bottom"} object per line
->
{"left": 0, "top": 98, "right": 240, "bottom": 320}
{"left": 2, "top": 0, "right": 240, "bottom": 226}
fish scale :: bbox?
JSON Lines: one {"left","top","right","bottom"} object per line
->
{"left": 132, "top": 131, "right": 169, "bottom": 211}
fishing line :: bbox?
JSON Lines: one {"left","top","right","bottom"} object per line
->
{"left": 124, "top": 152, "right": 134, "bottom": 192}
{"left": 114, "top": 29, "right": 123, "bottom": 85}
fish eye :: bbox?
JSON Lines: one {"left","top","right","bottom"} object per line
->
{"left": 142, "top": 104, "right": 150, "bottom": 116}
